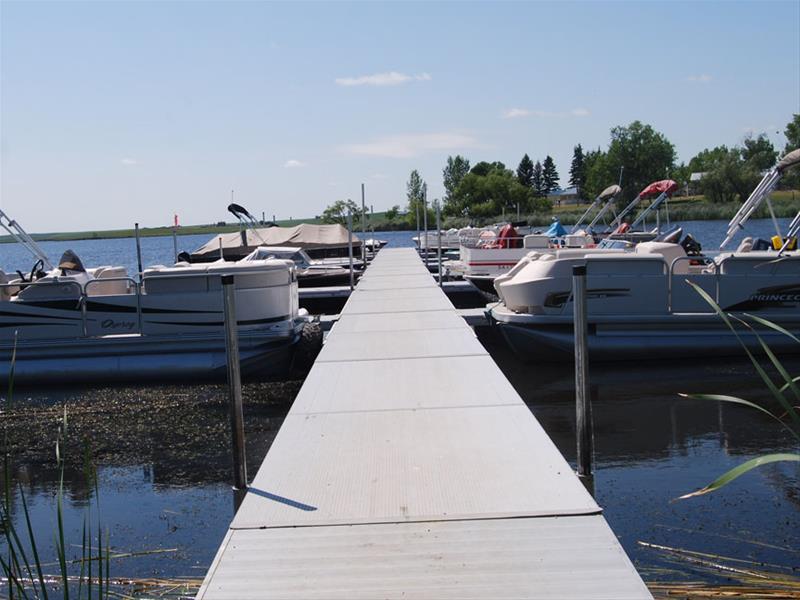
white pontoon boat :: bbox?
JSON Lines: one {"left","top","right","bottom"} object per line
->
{"left": 0, "top": 215, "right": 311, "bottom": 384}
{"left": 489, "top": 150, "right": 800, "bottom": 360}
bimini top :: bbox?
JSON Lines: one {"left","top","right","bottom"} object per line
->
{"left": 191, "top": 223, "right": 362, "bottom": 260}
{"left": 598, "top": 184, "right": 622, "bottom": 201}
{"left": 639, "top": 179, "right": 678, "bottom": 199}
{"left": 777, "top": 148, "right": 800, "bottom": 172}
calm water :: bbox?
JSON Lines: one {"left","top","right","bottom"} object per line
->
{"left": 1, "top": 218, "right": 793, "bottom": 273}
{"left": 1, "top": 219, "right": 799, "bottom": 595}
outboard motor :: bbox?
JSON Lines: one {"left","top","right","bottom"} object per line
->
{"left": 680, "top": 234, "right": 702, "bottom": 256}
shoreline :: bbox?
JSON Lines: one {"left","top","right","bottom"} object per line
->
{"left": 3, "top": 193, "right": 798, "bottom": 243}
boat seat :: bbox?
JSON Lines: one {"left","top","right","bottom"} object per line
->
{"left": 524, "top": 234, "right": 550, "bottom": 249}
{"left": 634, "top": 241, "right": 690, "bottom": 275}
{"left": 735, "top": 237, "right": 753, "bottom": 253}
{"left": 0, "top": 269, "right": 19, "bottom": 301}
{"left": 85, "top": 266, "right": 131, "bottom": 296}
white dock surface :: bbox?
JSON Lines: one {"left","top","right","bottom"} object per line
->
{"left": 198, "top": 248, "right": 652, "bottom": 599}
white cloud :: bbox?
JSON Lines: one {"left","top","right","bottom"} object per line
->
{"left": 502, "top": 107, "right": 590, "bottom": 119}
{"left": 503, "top": 108, "right": 531, "bottom": 119}
{"left": 120, "top": 158, "right": 138, "bottom": 166}
{"left": 283, "top": 159, "right": 306, "bottom": 168}
{"left": 340, "top": 132, "right": 479, "bottom": 158}
{"left": 688, "top": 74, "right": 712, "bottom": 83}
{"left": 335, "top": 71, "right": 432, "bottom": 87}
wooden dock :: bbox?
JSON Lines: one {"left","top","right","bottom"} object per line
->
{"left": 198, "top": 248, "right": 652, "bottom": 599}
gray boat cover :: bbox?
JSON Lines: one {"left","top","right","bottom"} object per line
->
{"left": 777, "top": 148, "right": 800, "bottom": 172}
{"left": 191, "top": 223, "right": 362, "bottom": 259}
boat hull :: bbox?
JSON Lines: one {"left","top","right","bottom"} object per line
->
{"left": 0, "top": 326, "right": 303, "bottom": 386}
{"left": 490, "top": 311, "right": 800, "bottom": 361}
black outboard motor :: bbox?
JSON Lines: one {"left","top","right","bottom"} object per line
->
{"left": 680, "top": 234, "right": 702, "bottom": 256}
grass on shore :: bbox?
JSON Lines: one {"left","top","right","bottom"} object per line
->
{"left": 2, "top": 192, "right": 799, "bottom": 243}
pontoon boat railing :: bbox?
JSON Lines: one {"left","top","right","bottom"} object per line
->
{"left": 0, "top": 269, "right": 297, "bottom": 342}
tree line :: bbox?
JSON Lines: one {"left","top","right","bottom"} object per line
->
{"left": 321, "top": 114, "right": 799, "bottom": 226}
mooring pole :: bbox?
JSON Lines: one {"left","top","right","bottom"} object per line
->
{"left": 436, "top": 200, "right": 443, "bottom": 287}
{"left": 222, "top": 274, "right": 247, "bottom": 510}
{"left": 415, "top": 203, "right": 421, "bottom": 255}
{"left": 347, "top": 211, "right": 355, "bottom": 290}
{"left": 573, "top": 264, "right": 594, "bottom": 495}
{"left": 361, "top": 184, "right": 367, "bottom": 264}
{"left": 423, "top": 193, "right": 429, "bottom": 269}
{"left": 172, "top": 227, "right": 179, "bottom": 263}
{"left": 134, "top": 223, "right": 143, "bottom": 282}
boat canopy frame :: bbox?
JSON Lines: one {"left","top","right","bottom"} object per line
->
{"left": 721, "top": 148, "right": 800, "bottom": 250}
{"left": 0, "top": 208, "right": 54, "bottom": 270}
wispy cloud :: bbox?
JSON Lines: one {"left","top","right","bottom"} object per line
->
{"left": 687, "top": 74, "right": 712, "bottom": 83}
{"left": 120, "top": 158, "right": 138, "bottom": 166}
{"left": 502, "top": 107, "right": 590, "bottom": 119}
{"left": 283, "top": 159, "right": 306, "bottom": 168}
{"left": 340, "top": 132, "right": 478, "bottom": 158}
{"left": 335, "top": 71, "right": 432, "bottom": 87}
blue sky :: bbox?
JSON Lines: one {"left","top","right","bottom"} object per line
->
{"left": 2, "top": 0, "right": 799, "bottom": 232}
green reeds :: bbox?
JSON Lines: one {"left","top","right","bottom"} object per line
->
{"left": 1, "top": 333, "right": 111, "bottom": 598}
{"left": 678, "top": 282, "right": 800, "bottom": 499}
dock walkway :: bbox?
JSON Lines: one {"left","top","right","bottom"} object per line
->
{"left": 198, "top": 248, "right": 652, "bottom": 599}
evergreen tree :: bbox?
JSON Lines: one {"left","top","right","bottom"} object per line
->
{"left": 542, "top": 155, "right": 559, "bottom": 194}
{"left": 532, "top": 160, "right": 545, "bottom": 197}
{"left": 442, "top": 155, "right": 471, "bottom": 203}
{"left": 569, "top": 144, "right": 586, "bottom": 197}
{"left": 516, "top": 154, "right": 534, "bottom": 188}
{"left": 406, "top": 169, "right": 426, "bottom": 225}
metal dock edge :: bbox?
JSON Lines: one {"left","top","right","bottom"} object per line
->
{"left": 197, "top": 248, "right": 652, "bottom": 599}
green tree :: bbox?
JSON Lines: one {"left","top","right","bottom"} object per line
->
{"left": 688, "top": 145, "right": 730, "bottom": 173}
{"left": 443, "top": 155, "right": 471, "bottom": 202}
{"left": 516, "top": 154, "right": 534, "bottom": 188}
{"left": 784, "top": 114, "right": 800, "bottom": 152}
{"left": 385, "top": 205, "right": 400, "bottom": 221}
{"left": 444, "top": 162, "right": 547, "bottom": 217}
{"left": 406, "top": 169, "right": 426, "bottom": 225}
{"left": 542, "top": 155, "right": 559, "bottom": 194}
{"left": 532, "top": 160, "right": 545, "bottom": 197}
{"left": 569, "top": 144, "right": 586, "bottom": 197}
{"left": 741, "top": 133, "right": 777, "bottom": 171}
{"left": 700, "top": 149, "right": 761, "bottom": 203}
{"left": 321, "top": 199, "right": 363, "bottom": 225}
{"left": 782, "top": 115, "right": 800, "bottom": 189}
{"left": 588, "top": 121, "right": 676, "bottom": 203}
{"left": 582, "top": 148, "right": 608, "bottom": 199}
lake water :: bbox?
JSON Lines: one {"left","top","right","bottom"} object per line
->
{"left": 1, "top": 218, "right": 794, "bottom": 274}
{"left": 1, "top": 218, "right": 799, "bottom": 596}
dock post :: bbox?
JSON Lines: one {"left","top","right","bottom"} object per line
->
{"left": 172, "top": 226, "right": 179, "bottom": 263}
{"left": 415, "top": 203, "right": 420, "bottom": 255}
{"left": 134, "top": 223, "right": 143, "bottom": 282}
{"left": 436, "top": 200, "right": 443, "bottom": 287}
{"left": 222, "top": 275, "right": 248, "bottom": 510}
{"left": 423, "top": 192, "right": 429, "bottom": 270}
{"left": 572, "top": 265, "right": 594, "bottom": 494}
{"left": 361, "top": 184, "right": 367, "bottom": 264}
{"left": 347, "top": 211, "right": 355, "bottom": 290}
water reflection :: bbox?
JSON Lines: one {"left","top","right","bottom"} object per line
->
{"left": 2, "top": 328, "right": 798, "bottom": 591}
{"left": 477, "top": 326, "right": 800, "bottom": 583}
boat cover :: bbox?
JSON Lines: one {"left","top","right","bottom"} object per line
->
{"left": 598, "top": 184, "right": 622, "bottom": 201}
{"left": 545, "top": 219, "right": 567, "bottom": 237}
{"left": 639, "top": 180, "right": 678, "bottom": 199}
{"left": 191, "top": 224, "right": 361, "bottom": 259}
{"left": 777, "top": 148, "right": 800, "bottom": 172}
